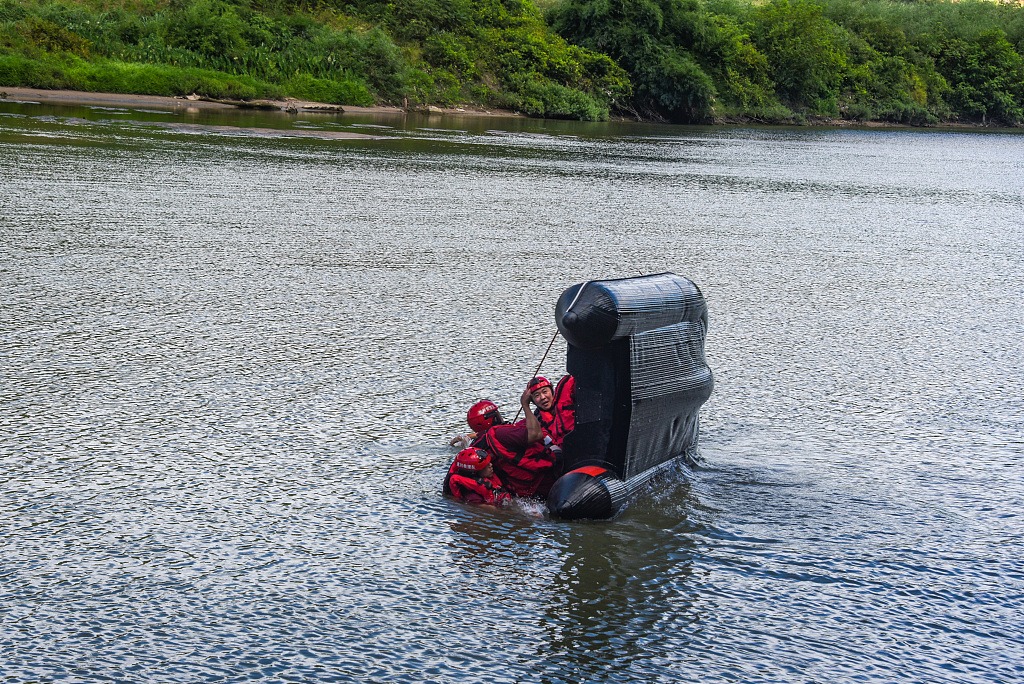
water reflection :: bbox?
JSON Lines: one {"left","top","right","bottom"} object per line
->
{"left": 529, "top": 476, "right": 701, "bottom": 681}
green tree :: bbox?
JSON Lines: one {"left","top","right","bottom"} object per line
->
{"left": 549, "top": 0, "right": 725, "bottom": 121}
{"left": 749, "top": 0, "right": 848, "bottom": 114}
{"left": 935, "top": 29, "right": 1024, "bottom": 125}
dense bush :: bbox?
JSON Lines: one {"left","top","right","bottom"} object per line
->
{"left": 338, "top": 0, "right": 630, "bottom": 117}
{"left": 549, "top": 0, "right": 1024, "bottom": 125}
{"left": 0, "top": 0, "right": 626, "bottom": 119}
{"left": 547, "top": 0, "right": 704, "bottom": 121}
{"left": 0, "top": 0, "right": 397, "bottom": 104}
{"left": 819, "top": 0, "right": 1023, "bottom": 124}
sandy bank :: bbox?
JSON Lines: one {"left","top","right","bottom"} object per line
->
{"left": 0, "top": 86, "right": 522, "bottom": 119}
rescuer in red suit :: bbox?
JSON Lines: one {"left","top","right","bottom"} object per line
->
{"left": 526, "top": 375, "right": 575, "bottom": 448}
{"left": 443, "top": 448, "right": 512, "bottom": 507}
{"left": 483, "top": 387, "right": 558, "bottom": 498}
{"left": 453, "top": 388, "right": 559, "bottom": 499}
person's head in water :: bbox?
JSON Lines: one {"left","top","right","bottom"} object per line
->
{"left": 466, "top": 400, "right": 503, "bottom": 434}
{"left": 455, "top": 448, "right": 494, "bottom": 479}
{"left": 527, "top": 376, "right": 555, "bottom": 412}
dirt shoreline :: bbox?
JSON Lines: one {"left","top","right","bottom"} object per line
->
{"left": 0, "top": 86, "right": 522, "bottom": 119}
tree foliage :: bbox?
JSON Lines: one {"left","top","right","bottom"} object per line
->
{"left": 549, "top": 0, "right": 1024, "bottom": 125}
{"left": 748, "top": 0, "right": 848, "bottom": 113}
{"left": 1, "top": 0, "right": 1022, "bottom": 125}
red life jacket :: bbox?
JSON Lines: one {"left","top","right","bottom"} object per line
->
{"left": 485, "top": 426, "right": 558, "bottom": 498}
{"left": 443, "top": 462, "right": 512, "bottom": 506}
{"left": 535, "top": 374, "right": 576, "bottom": 446}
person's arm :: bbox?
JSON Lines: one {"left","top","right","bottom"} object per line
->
{"left": 448, "top": 432, "right": 476, "bottom": 448}
{"left": 520, "top": 388, "right": 543, "bottom": 444}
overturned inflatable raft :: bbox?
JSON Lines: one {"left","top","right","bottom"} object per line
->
{"left": 547, "top": 273, "right": 714, "bottom": 520}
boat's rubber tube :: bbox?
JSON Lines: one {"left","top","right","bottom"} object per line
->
{"left": 547, "top": 465, "right": 626, "bottom": 520}
{"left": 547, "top": 273, "right": 713, "bottom": 519}
{"left": 548, "top": 459, "right": 683, "bottom": 520}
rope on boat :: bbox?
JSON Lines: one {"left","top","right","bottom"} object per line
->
{"left": 511, "top": 281, "right": 590, "bottom": 424}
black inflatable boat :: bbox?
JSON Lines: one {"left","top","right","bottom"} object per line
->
{"left": 546, "top": 273, "right": 714, "bottom": 519}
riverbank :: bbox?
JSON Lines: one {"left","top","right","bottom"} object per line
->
{"left": 0, "top": 87, "right": 523, "bottom": 120}
{"left": 4, "top": 0, "right": 1022, "bottom": 129}
{"left": 1, "top": 86, "right": 1004, "bottom": 131}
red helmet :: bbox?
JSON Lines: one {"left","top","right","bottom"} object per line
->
{"left": 455, "top": 448, "right": 492, "bottom": 473}
{"left": 467, "top": 400, "right": 502, "bottom": 433}
{"left": 527, "top": 376, "right": 552, "bottom": 394}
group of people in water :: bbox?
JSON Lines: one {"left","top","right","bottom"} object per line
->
{"left": 443, "top": 375, "right": 575, "bottom": 507}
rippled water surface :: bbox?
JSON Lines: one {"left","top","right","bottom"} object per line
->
{"left": 2, "top": 100, "right": 1023, "bottom": 683}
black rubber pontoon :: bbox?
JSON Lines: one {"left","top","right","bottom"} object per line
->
{"left": 547, "top": 273, "right": 714, "bottom": 519}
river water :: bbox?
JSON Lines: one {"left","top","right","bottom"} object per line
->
{"left": 1, "top": 98, "right": 1022, "bottom": 683}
